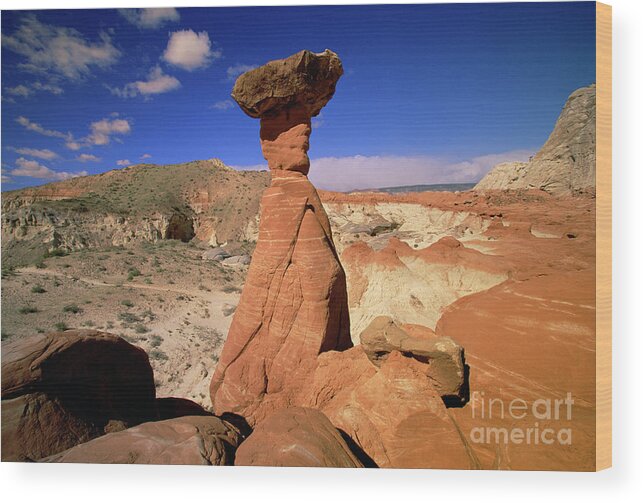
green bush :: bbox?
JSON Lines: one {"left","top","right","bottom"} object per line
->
{"left": 18, "top": 305, "right": 38, "bottom": 314}
{"left": 134, "top": 324, "right": 150, "bottom": 334}
{"left": 54, "top": 322, "right": 68, "bottom": 331}
{"left": 31, "top": 284, "right": 46, "bottom": 294}
{"left": 121, "top": 300, "right": 134, "bottom": 308}
{"left": 149, "top": 349, "right": 168, "bottom": 361}
{"left": 63, "top": 304, "right": 83, "bottom": 314}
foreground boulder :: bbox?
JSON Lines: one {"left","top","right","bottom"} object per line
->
{"left": 235, "top": 407, "right": 363, "bottom": 468}
{"left": 298, "top": 349, "right": 476, "bottom": 469}
{"left": 210, "top": 50, "right": 351, "bottom": 425}
{"left": 360, "top": 316, "right": 467, "bottom": 405}
{"left": 44, "top": 416, "right": 240, "bottom": 465}
{"left": 1, "top": 330, "right": 157, "bottom": 461}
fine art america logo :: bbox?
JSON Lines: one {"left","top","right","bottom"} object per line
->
{"left": 469, "top": 391, "right": 574, "bottom": 446}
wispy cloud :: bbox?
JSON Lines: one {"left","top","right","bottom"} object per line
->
{"left": 211, "top": 99, "right": 234, "bottom": 111}
{"left": 140, "top": 153, "right": 152, "bottom": 160}
{"left": 232, "top": 149, "right": 535, "bottom": 192}
{"left": 10, "top": 157, "right": 87, "bottom": 181}
{"left": 2, "top": 15, "right": 119, "bottom": 81}
{"left": 4, "top": 81, "right": 64, "bottom": 99}
{"left": 163, "top": 30, "right": 220, "bottom": 71}
{"left": 16, "top": 116, "right": 69, "bottom": 139}
{"left": 16, "top": 115, "right": 131, "bottom": 150}
{"left": 111, "top": 66, "right": 181, "bottom": 98}
{"left": 226, "top": 64, "right": 256, "bottom": 80}
{"left": 76, "top": 153, "right": 101, "bottom": 162}
{"left": 116, "top": 159, "right": 131, "bottom": 167}
{"left": 118, "top": 8, "right": 180, "bottom": 29}
{"left": 8, "top": 147, "right": 59, "bottom": 160}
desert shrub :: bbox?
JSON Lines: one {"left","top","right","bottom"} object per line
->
{"left": 144, "top": 277, "right": 152, "bottom": 284}
{"left": 127, "top": 267, "right": 141, "bottom": 281}
{"left": 63, "top": 304, "right": 82, "bottom": 314}
{"left": 54, "top": 322, "right": 68, "bottom": 331}
{"left": 1, "top": 266, "right": 16, "bottom": 279}
{"left": 134, "top": 323, "right": 150, "bottom": 334}
{"left": 82, "top": 320, "right": 95, "bottom": 327}
{"left": 141, "top": 309, "right": 156, "bottom": 321}
{"left": 149, "top": 334, "right": 163, "bottom": 347}
{"left": 222, "top": 285, "right": 241, "bottom": 294}
{"left": 118, "top": 312, "right": 141, "bottom": 324}
{"left": 18, "top": 305, "right": 38, "bottom": 314}
{"left": 121, "top": 300, "right": 134, "bottom": 308}
{"left": 44, "top": 249, "right": 67, "bottom": 258}
{"left": 31, "top": 284, "right": 46, "bottom": 293}
{"left": 150, "top": 349, "right": 168, "bottom": 361}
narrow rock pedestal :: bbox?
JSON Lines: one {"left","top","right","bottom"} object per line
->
{"left": 210, "top": 50, "right": 351, "bottom": 425}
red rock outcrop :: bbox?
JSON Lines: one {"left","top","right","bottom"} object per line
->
{"left": 210, "top": 50, "right": 351, "bottom": 425}
{"left": 297, "top": 349, "right": 476, "bottom": 468}
{"left": 234, "top": 407, "right": 363, "bottom": 467}
{"left": 1, "top": 330, "right": 157, "bottom": 461}
{"left": 44, "top": 415, "right": 240, "bottom": 465}
{"left": 360, "top": 316, "right": 467, "bottom": 405}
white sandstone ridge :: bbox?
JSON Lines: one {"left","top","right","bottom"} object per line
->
{"left": 324, "top": 201, "right": 491, "bottom": 254}
{"left": 341, "top": 236, "right": 509, "bottom": 341}
{"left": 476, "top": 84, "right": 596, "bottom": 195}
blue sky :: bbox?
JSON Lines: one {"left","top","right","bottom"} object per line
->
{"left": 1, "top": 3, "right": 596, "bottom": 191}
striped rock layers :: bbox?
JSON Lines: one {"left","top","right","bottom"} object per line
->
{"left": 210, "top": 50, "right": 351, "bottom": 425}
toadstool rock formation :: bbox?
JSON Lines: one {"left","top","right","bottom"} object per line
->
{"left": 210, "top": 50, "right": 351, "bottom": 425}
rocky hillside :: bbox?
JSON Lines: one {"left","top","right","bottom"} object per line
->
{"left": 1, "top": 159, "right": 269, "bottom": 267}
{"left": 475, "top": 84, "right": 596, "bottom": 195}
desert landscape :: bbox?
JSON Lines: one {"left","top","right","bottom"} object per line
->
{"left": 1, "top": 43, "right": 597, "bottom": 470}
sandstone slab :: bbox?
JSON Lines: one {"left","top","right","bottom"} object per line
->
{"left": 235, "top": 407, "right": 362, "bottom": 468}
{"left": 44, "top": 415, "right": 240, "bottom": 465}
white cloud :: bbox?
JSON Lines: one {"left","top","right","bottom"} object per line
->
{"left": 119, "top": 8, "right": 180, "bottom": 29}
{"left": 4, "top": 81, "right": 64, "bottom": 98}
{"left": 31, "top": 82, "right": 64, "bottom": 95}
{"left": 87, "top": 118, "right": 131, "bottom": 146}
{"left": 112, "top": 66, "right": 181, "bottom": 98}
{"left": 140, "top": 153, "right": 152, "bottom": 160}
{"left": 10, "top": 157, "right": 87, "bottom": 180}
{"left": 306, "top": 151, "right": 535, "bottom": 191}
{"left": 76, "top": 154, "right": 100, "bottom": 162}
{"left": 16, "top": 116, "right": 69, "bottom": 139}
{"left": 9, "top": 147, "right": 59, "bottom": 160}
{"left": 163, "top": 30, "right": 219, "bottom": 71}
{"left": 5, "top": 85, "right": 32, "bottom": 97}
{"left": 16, "top": 115, "right": 132, "bottom": 150}
{"left": 226, "top": 64, "right": 256, "bottom": 80}
{"left": 65, "top": 141, "right": 83, "bottom": 151}
{"left": 211, "top": 100, "right": 234, "bottom": 111}
{"left": 116, "top": 159, "right": 131, "bottom": 167}
{"left": 2, "top": 15, "right": 120, "bottom": 80}
{"left": 232, "top": 150, "right": 534, "bottom": 192}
